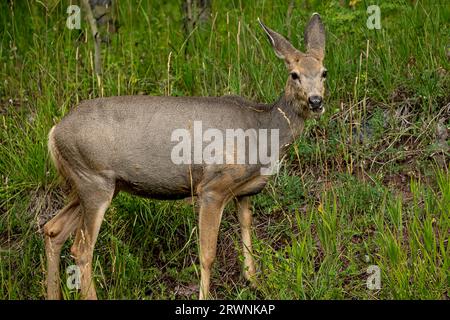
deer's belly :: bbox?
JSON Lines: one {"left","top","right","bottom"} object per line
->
{"left": 112, "top": 160, "right": 205, "bottom": 200}
{"left": 115, "top": 176, "right": 193, "bottom": 200}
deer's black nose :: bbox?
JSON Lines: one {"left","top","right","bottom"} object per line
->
{"left": 308, "top": 96, "right": 323, "bottom": 109}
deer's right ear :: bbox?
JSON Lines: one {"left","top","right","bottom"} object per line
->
{"left": 258, "top": 19, "right": 297, "bottom": 61}
{"left": 304, "top": 13, "right": 326, "bottom": 61}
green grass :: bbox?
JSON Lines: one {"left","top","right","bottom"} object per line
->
{"left": 0, "top": 0, "right": 449, "bottom": 299}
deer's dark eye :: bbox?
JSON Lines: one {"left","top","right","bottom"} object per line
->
{"left": 291, "top": 72, "right": 299, "bottom": 80}
{"left": 322, "top": 70, "right": 328, "bottom": 78}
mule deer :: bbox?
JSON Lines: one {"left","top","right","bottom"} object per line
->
{"left": 44, "top": 13, "right": 326, "bottom": 299}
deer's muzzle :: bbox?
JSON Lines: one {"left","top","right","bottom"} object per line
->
{"left": 308, "top": 95, "right": 323, "bottom": 112}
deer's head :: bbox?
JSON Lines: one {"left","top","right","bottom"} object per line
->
{"left": 259, "top": 14, "right": 327, "bottom": 117}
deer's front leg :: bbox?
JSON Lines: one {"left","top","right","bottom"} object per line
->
{"left": 198, "top": 192, "right": 226, "bottom": 300}
{"left": 237, "top": 196, "right": 256, "bottom": 283}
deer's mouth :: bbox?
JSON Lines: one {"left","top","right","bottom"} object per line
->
{"left": 309, "top": 105, "right": 325, "bottom": 115}
{"left": 308, "top": 95, "right": 324, "bottom": 115}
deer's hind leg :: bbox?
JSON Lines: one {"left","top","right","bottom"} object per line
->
{"left": 44, "top": 198, "right": 81, "bottom": 300}
{"left": 70, "top": 176, "right": 114, "bottom": 300}
{"left": 236, "top": 196, "right": 256, "bottom": 283}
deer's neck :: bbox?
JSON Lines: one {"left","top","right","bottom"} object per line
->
{"left": 265, "top": 94, "right": 306, "bottom": 152}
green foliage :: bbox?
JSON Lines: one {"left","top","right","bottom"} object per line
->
{"left": 0, "top": 0, "right": 448, "bottom": 299}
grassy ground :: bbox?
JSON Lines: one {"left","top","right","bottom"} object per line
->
{"left": 0, "top": 0, "right": 449, "bottom": 299}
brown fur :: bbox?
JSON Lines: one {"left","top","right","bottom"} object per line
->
{"left": 44, "top": 14, "right": 327, "bottom": 300}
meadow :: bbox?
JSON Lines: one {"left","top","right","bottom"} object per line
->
{"left": 0, "top": 0, "right": 448, "bottom": 299}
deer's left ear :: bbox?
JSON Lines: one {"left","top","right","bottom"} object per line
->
{"left": 304, "top": 13, "right": 326, "bottom": 61}
{"left": 258, "top": 18, "right": 298, "bottom": 62}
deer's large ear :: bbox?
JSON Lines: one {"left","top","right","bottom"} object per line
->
{"left": 258, "top": 19, "right": 297, "bottom": 61}
{"left": 304, "top": 13, "right": 326, "bottom": 61}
